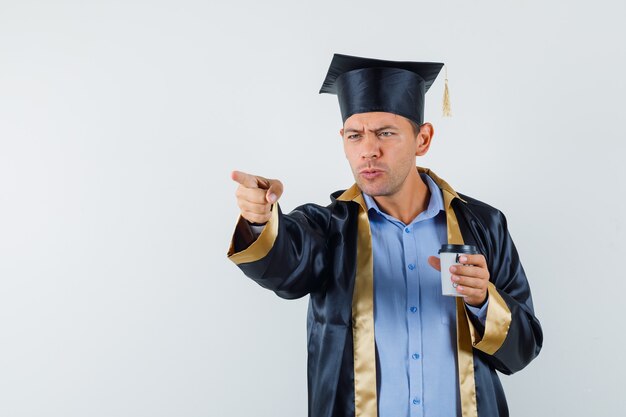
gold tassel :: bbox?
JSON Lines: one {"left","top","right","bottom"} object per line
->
{"left": 442, "top": 65, "right": 452, "bottom": 117}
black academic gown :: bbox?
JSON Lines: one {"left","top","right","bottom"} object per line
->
{"left": 227, "top": 169, "right": 543, "bottom": 417}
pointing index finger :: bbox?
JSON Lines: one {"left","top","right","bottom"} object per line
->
{"left": 231, "top": 170, "right": 269, "bottom": 189}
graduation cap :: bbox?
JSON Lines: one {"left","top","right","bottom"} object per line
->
{"left": 319, "top": 53, "right": 449, "bottom": 126}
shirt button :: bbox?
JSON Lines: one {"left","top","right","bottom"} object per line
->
{"left": 412, "top": 353, "right": 420, "bottom": 360}
{"left": 409, "top": 306, "right": 417, "bottom": 313}
{"left": 413, "top": 398, "right": 421, "bottom": 405}
{"left": 404, "top": 227, "right": 411, "bottom": 233}
{"left": 407, "top": 264, "right": 415, "bottom": 270}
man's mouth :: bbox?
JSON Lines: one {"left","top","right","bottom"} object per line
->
{"left": 359, "top": 168, "right": 384, "bottom": 180}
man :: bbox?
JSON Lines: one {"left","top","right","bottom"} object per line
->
{"left": 227, "top": 53, "right": 542, "bottom": 417}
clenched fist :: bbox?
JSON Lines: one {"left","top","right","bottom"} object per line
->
{"left": 231, "top": 170, "right": 284, "bottom": 224}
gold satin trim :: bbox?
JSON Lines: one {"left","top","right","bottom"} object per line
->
{"left": 227, "top": 203, "right": 279, "bottom": 265}
{"left": 416, "top": 166, "right": 467, "bottom": 205}
{"left": 466, "top": 282, "right": 512, "bottom": 355}
{"left": 336, "top": 182, "right": 362, "bottom": 202}
{"left": 337, "top": 187, "right": 378, "bottom": 417}
{"left": 336, "top": 167, "right": 480, "bottom": 417}
{"left": 423, "top": 164, "right": 480, "bottom": 417}
{"left": 445, "top": 201, "right": 479, "bottom": 417}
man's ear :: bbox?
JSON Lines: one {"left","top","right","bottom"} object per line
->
{"left": 339, "top": 128, "right": 344, "bottom": 138}
{"left": 416, "top": 122, "right": 434, "bottom": 156}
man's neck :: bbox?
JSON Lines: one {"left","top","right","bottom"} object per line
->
{"left": 372, "top": 170, "right": 430, "bottom": 225}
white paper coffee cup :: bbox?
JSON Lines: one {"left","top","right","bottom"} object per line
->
{"left": 438, "top": 244, "right": 479, "bottom": 297}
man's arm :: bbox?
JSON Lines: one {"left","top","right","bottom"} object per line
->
{"left": 430, "top": 207, "right": 543, "bottom": 374}
{"left": 467, "top": 209, "right": 543, "bottom": 375}
{"left": 228, "top": 170, "right": 331, "bottom": 299}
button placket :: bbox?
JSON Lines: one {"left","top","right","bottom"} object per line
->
{"left": 404, "top": 222, "right": 423, "bottom": 417}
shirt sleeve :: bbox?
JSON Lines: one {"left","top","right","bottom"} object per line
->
{"left": 250, "top": 224, "right": 266, "bottom": 237}
{"left": 465, "top": 298, "right": 489, "bottom": 326}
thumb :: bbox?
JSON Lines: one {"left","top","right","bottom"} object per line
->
{"left": 265, "top": 179, "right": 284, "bottom": 204}
{"left": 428, "top": 256, "right": 441, "bottom": 272}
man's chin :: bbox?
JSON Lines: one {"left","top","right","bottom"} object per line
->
{"left": 356, "top": 180, "right": 390, "bottom": 197}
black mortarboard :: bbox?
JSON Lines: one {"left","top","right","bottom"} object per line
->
{"left": 319, "top": 53, "right": 445, "bottom": 126}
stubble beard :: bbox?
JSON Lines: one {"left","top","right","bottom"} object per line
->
{"left": 354, "top": 167, "right": 410, "bottom": 197}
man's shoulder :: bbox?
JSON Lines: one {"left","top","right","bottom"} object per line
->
{"left": 455, "top": 192, "right": 507, "bottom": 226}
{"left": 457, "top": 192, "right": 500, "bottom": 212}
{"left": 330, "top": 188, "right": 347, "bottom": 201}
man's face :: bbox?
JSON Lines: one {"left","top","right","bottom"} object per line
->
{"left": 340, "top": 112, "right": 427, "bottom": 197}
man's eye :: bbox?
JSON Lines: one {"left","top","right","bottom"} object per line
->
{"left": 379, "top": 131, "right": 393, "bottom": 137}
{"left": 347, "top": 134, "right": 361, "bottom": 140}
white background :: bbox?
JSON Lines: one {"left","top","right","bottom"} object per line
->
{"left": 1, "top": 0, "right": 624, "bottom": 416}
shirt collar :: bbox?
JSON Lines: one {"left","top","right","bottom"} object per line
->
{"left": 362, "top": 172, "right": 445, "bottom": 225}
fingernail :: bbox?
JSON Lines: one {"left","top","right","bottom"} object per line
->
{"left": 451, "top": 275, "right": 459, "bottom": 282}
{"left": 268, "top": 193, "right": 277, "bottom": 203}
{"left": 459, "top": 256, "right": 467, "bottom": 263}
{"left": 450, "top": 266, "right": 457, "bottom": 273}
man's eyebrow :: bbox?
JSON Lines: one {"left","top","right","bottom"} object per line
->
{"left": 344, "top": 125, "right": 398, "bottom": 133}
{"left": 374, "top": 125, "right": 398, "bottom": 132}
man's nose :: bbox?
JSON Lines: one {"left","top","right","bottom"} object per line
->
{"left": 360, "top": 133, "right": 380, "bottom": 159}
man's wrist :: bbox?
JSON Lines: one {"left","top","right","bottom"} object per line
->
{"left": 465, "top": 292, "right": 489, "bottom": 309}
{"left": 247, "top": 221, "right": 267, "bottom": 227}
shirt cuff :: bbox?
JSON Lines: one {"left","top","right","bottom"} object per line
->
{"left": 250, "top": 224, "right": 266, "bottom": 237}
{"left": 465, "top": 298, "right": 489, "bottom": 326}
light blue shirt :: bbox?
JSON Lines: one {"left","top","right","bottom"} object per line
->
{"left": 364, "top": 173, "right": 487, "bottom": 417}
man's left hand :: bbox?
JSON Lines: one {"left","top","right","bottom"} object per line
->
{"left": 428, "top": 254, "right": 490, "bottom": 307}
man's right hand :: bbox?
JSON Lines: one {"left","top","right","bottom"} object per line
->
{"left": 231, "top": 170, "right": 284, "bottom": 224}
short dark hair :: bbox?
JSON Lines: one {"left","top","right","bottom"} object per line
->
{"left": 408, "top": 119, "right": 421, "bottom": 137}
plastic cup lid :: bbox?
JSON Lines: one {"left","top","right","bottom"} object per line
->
{"left": 438, "top": 244, "right": 479, "bottom": 254}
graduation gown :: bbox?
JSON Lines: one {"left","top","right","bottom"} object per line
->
{"left": 227, "top": 167, "right": 543, "bottom": 417}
